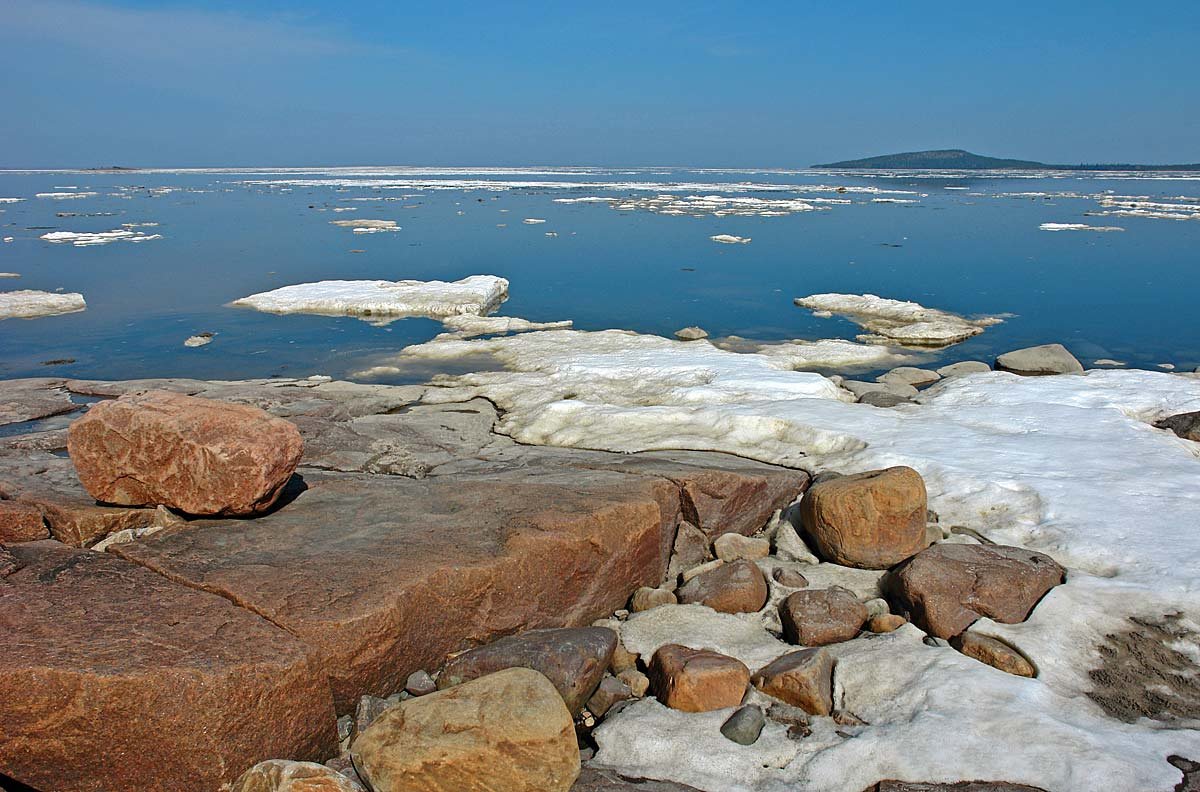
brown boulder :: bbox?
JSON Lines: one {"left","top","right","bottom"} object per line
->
{"left": 437, "top": 627, "right": 617, "bottom": 714}
{"left": 713, "top": 533, "right": 770, "bottom": 562}
{"left": 676, "top": 558, "right": 769, "bottom": 614}
{"left": 352, "top": 667, "right": 580, "bottom": 792}
{"left": 67, "top": 390, "right": 304, "bottom": 516}
{"left": 800, "top": 466, "right": 928, "bottom": 569}
{"left": 587, "top": 675, "right": 633, "bottom": 717}
{"left": 951, "top": 632, "right": 1036, "bottom": 677}
{"left": 231, "top": 759, "right": 365, "bottom": 792}
{"left": 750, "top": 648, "right": 834, "bottom": 715}
{"left": 648, "top": 644, "right": 750, "bottom": 712}
{"left": 888, "top": 543, "right": 1065, "bottom": 639}
{"left": 780, "top": 586, "right": 867, "bottom": 646}
{"left": 0, "top": 541, "right": 336, "bottom": 792}
{"left": 0, "top": 500, "right": 47, "bottom": 543}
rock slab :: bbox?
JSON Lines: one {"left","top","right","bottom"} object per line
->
{"left": 888, "top": 543, "right": 1065, "bottom": 639}
{"left": 800, "top": 466, "right": 928, "bottom": 569}
{"left": 352, "top": 667, "right": 580, "bottom": 792}
{"left": 994, "top": 344, "right": 1083, "bottom": 376}
{"left": 438, "top": 627, "right": 617, "bottom": 715}
{"left": 0, "top": 541, "right": 336, "bottom": 792}
{"left": 67, "top": 390, "right": 304, "bottom": 516}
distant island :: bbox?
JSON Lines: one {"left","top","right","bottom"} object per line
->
{"left": 814, "top": 148, "right": 1200, "bottom": 171}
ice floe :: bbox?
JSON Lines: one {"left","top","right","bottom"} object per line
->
{"left": 40, "top": 229, "right": 162, "bottom": 246}
{"left": 0, "top": 198, "right": 24, "bottom": 203}
{"left": 794, "top": 293, "right": 1001, "bottom": 347}
{"left": 396, "top": 326, "right": 1200, "bottom": 791}
{"left": 232, "top": 275, "right": 509, "bottom": 325}
{"left": 711, "top": 234, "right": 751, "bottom": 244}
{"left": 35, "top": 192, "right": 98, "bottom": 200}
{"left": 0, "top": 290, "right": 87, "bottom": 320}
{"left": 557, "top": 194, "right": 825, "bottom": 218}
{"left": 1039, "top": 222, "right": 1125, "bottom": 232}
{"left": 713, "top": 337, "right": 919, "bottom": 370}
{"left": 329, "top": 218, "right": 400, "bottom": 234}
{"left": 522, "top": 218, "right": 546, "bottom": 224}
{"left": 436, "top": 314, "right": 572, "bottom": 339}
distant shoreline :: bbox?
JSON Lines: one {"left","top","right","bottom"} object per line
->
{"left": 815, "top": 148, "right": 1200, "bottom": 171}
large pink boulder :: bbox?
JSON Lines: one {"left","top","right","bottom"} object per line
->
{"left": 67, "top": 390, "right": 303, "bottom": 516}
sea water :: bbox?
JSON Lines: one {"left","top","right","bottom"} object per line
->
{"left": 0, "top": 166, "right": 1197, "bottom": 381}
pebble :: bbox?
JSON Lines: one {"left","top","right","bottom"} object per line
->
{"left": 772, "top": 567, "right": 809, "bottom": 588}
{"left": 868, "top": 614, "right": 907, "bottom": 633}
{"left": 618, "top": 669, "right": 650, "bottom": 697}
{"left": 864, "top": 598, "right": 890, "bottom": 618}
{"left": 720, "top": 705, "right": 765, "bottom": 745}
{"left": 405, "top": 669, "right": 437, "bottom": 697}
{"left": 631, "top": 586, "right": 678, "bottom": 612}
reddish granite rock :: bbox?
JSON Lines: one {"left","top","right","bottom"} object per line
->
{"left": 67, "top": 390, "right": 304, "bottom": 516}
{"left": 750, "top": 648, "right": 834, "bottom": 715}
{"left": 0, "top": 500, "right": 47, "bottom": 543}
{"left": 353, "top": 668, "right": 580, "bottom": 792}
{"left": 0, "top": 545, "right": 16, "bottom": 577}
{"left": 648, "top": 644, "right": 750, "bottom": 713}
{"left": 0, "top": 541, "right": 336, "bottom": 792}
{"left": 437, "top": 627, "right": 617, "bottom": 714}
{"left": 0, "top": 454, "right": 164, "bottom": 546}
{"left": 115, "top": 468, "right": 681, "bottom": 711}
{"left": 231, "top": 759, "right": 365, "bottom": 792}
{"left": 800, "top": 467, "right": 928, "bottom": 569}
{"left": 780, "top": 586, "right": 868, "bottom": 646}
{"left": 888, "top": 543, "right": 1065, "bottom": 639}
{"left": 951, "top": 632, "right": 1036, "bottom": 677}
{"left": 676, "top": 559, "right": 769, "bottom": 614}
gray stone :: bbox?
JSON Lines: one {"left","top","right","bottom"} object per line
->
{"left": 877, "top": 367, "right": 941, "bottom": 388}
{"left": 1155, "top": 411, "right": 1200, "bottom": 442}
{"left": 713, "top": 533, "right": 770, "bottom": 562}
{"left": 631, "top": 586, "right": 679, "bottom": 611}
{"left": 666, "top": 520, "right": 710, "bottom": 583}
{"left": 995, "top": 344, "right": 1083, "bottom": 376}
{"left": 858, "top": 391, "right": 912, "bottom": 408}
{"left": 674, "top": 326, "right": 709, "bottom": 341}
{"left": 843, "top": 380, "right": 919, "bottom": 399}
{"left": 720, "top": 704, "right": 766, "bottom": 745}
{"left": 936, "top": 361, "right": 992, "bottom": 378}
{"left": 404, "top": 669, "right": 436, "bottom": 697}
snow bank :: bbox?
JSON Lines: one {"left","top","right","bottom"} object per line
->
{"left": 794, "top": 293, "right": 1001, "bottom": 347}
{"left": 0, "top": 290, "right": 86, "bottom": 319}
{"left": 396, "top": 326, "right": 1200, "bottom": 791}
{"left": 40, "top": 229, "right": 162, "bottom": 246}
{"left": 232, "top": 275, "right": 509, "bottom": 324}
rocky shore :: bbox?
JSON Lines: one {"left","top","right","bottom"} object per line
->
{"left": 2, "top": 342, "right": 1199, "bottom": 791}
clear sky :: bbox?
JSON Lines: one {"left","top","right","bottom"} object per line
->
{"left": 2, "top": 0, "right": 1197, "bottom": 167}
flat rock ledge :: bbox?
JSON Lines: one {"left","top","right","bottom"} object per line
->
{"left": 0, "top": 376, "right": 808, "bottom": 792}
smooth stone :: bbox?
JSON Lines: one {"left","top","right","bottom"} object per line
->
{"left": 647, "top": 644, "right": 750, "bottom": 713}
{"left": 437, "top": 627, "right": 617, "bottom": 715}
{"left": 779, "top": 586, "right": 868, "bottom": 646}
{"left": 674, "top": 326, "right": 709, "bottom": 341}
{"left": 632, "top": 586, "right": 679, "bottom": 612}
{"left": 772, "top": 567, "right": 809, "bottom": 588}
{"left": 877, "top": 367, "right": 941, "bottom": 388}
{"left": 951, "top": 632, "right": 1036, "bottom": 677}
{"left": 888, "top": 543, "right": 1066, "bottom": 639}
{"left": 936, "top": 361, "right": 992, "bottom": 378}
{"left": 843, "top": 380, "right": 919, "bottom": 399}
{"left": 720, "top": 704, "right": 766, "bottom": 745}
{"left": 675, "top": 558, "right": 769, "bottom": 614}
{"left": 404, "top": 669, "right": 437, "bottom": 697}
{"left": 858, "top": 391, "right": 912, "bottom": 408}
{"left": 800, "top": 466, "right": 928, "bottom": 569}
{"left": 352, "top": 668, "right": 580, "bottom": 792}
{"left": 750, "top": 647, "right": 834, "bottom": 715}
{"left": 712, "top": 532, "right": 770, "bottom": 562}
{"left": 868, "top": 614, "right": 907, "bottom": 633}
{"left": 995, "top": 344, "right": 1084, "bottom": 376}
{"left": 587, "top": 675, "right": 633, "bottom": 717}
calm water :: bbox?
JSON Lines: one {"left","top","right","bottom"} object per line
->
{"left": 1, "top": 167, "right": 1198, "bottom": 382}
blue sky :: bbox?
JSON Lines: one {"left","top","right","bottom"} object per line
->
{"left": 1, "top": 0, "right": 1197, "bottom": 167}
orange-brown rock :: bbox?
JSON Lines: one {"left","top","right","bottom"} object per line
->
{"left": 115, "top": 468, "right": 681, "bottom": 711}
{"left": 648, "top": 644, "right": 750, "bottom": 712}
{"left": 352, "top": 667, "right": 580, "bottom": 792}
{"left": 868, "top": 614, "right": 907, "bottom": 633}
{"left": 676, "top": 558, "right": 769, "bottom": 614}
{"left": 780, "top": 586, "right": 868, "bottom": 646}
{"left": 800, "top": 467, "right": 928, "bottom": 569}
{"left": 887, "top": 543, "right": 1065, "bottom": 639}
{"left": 951, "top": 632, "right": 1036, "bottom": 677}
{"left": 437, "top": 627, "right": 616, "bottom": 714}
{"left": 0, "top": 541, "right": 337, "bottom": 792}
{"left": 750, "top": 648, "right": 834, "bottom": 715}
{"left": 0, "top": 499, "right": 47, "bottom": 543}
{"left": 67, "top": 390, "right": 304, "bottom": 516}
{"left": 231, "top": 759, "right": 365, "bottom": 792}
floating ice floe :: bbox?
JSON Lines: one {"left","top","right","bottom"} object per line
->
{"left": 1039, "top": 222, "right": 1125, "bottom": 232}
{"left": 232, "top": 275, "right": 509, "bottom": 325}
{"left": 556, "top": 194, "right": 824, "bottom": 218}
{"left": 0, "top": 273, "right": 18, "bottom": 278}
{"left": 34, "top": 192, "right": 98, "bottom": 200}
{"left": 39, "top": 229, "right": 162, "bottom": 247}
{"left": 397, "top": 326, "right": 1200, "bottom": 791}
{"left": 1087, "top": 197, "right": 1200, "bottom": 221}
{"left": 522, "top": 218, "right": 546, "bottom": 224}
{"left": 436, "top": 314, "right": 573, "bottom": 340}
{"left": 329, "top": 218, "right": 400, "bottom": 234}
{"left": 711, "top": 234, "right": 751, "bottom": 244}
{"left": 0, "top": 198, "right": 24, "bottom": 204}
{"left": 184, "top": 333, "right": 214, "bottom": 348}
{"left": 0, "top": 290, "right": 86, "bottom": 320}
{"left": 714, "top": 337, "right": 919, "bottom": 370}
{"left": 794, "top": 293, "right": 1001, "bottom": 347}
